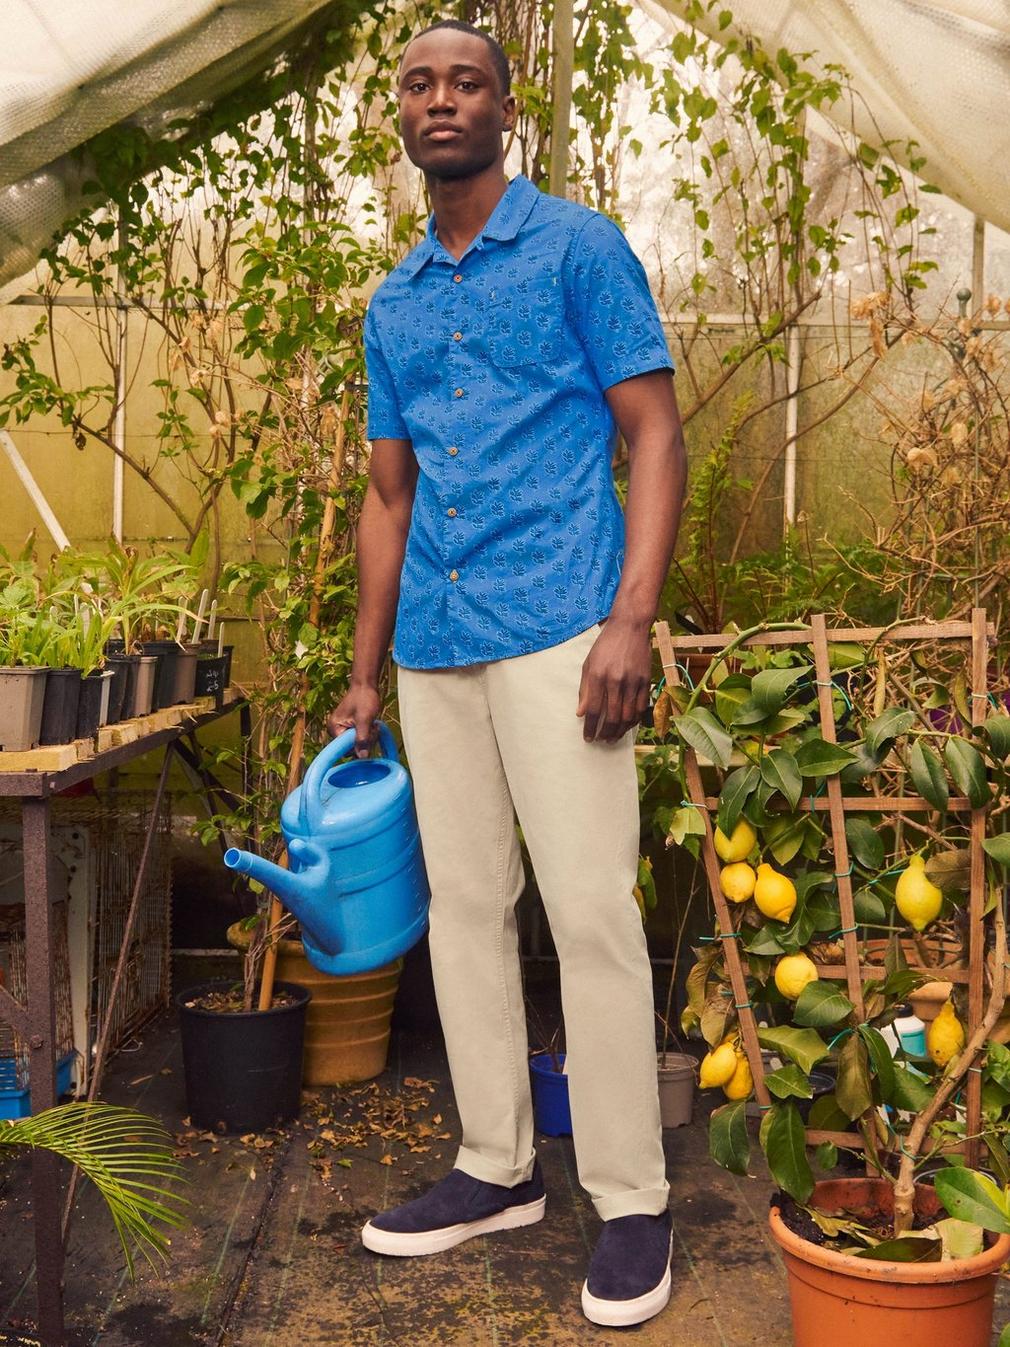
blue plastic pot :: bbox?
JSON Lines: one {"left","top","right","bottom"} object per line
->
{"left": 530, "top": 1052, "right": 571, "bottom": 1136}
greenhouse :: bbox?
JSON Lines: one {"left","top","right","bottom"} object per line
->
{"left": 1, "top": 2, "right": 1010, "bottom": 1344}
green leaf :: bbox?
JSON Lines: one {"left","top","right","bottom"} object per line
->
{"left": 744, "top": 924, "right": 786, "bottom": 956}
{"left": 890, "top": 1063, "right": 932, "bottom": 1111}
{"left": 757, "top": 1026, "right": 830, "bottom": 1075}
{"left": 760, "top": 749, "right": 802, "bottom": 809}
{"left": 836, "top": 1032, "right": 873, "bottom": 1120}
{"left": 794, "top": 982, "right": 854, "bottom": 1028}
{"left": 667, "top": 805, "right": 706, "bottom": 847}
{"left": 944, "top": 738, "right": 990, "bottom": 808}
{"left": 808, "top": 1092, "right": 850, "bottom": 1133}
{"left": 794, "top": 738, "right": 856, "bottom": 777}
{"left": 709, "top": 1100, "right": 750, "bottom": 1176}
{"left": 716, "top": 764, "right": 760, "bottom": 836}
{"left": 1000, "top": 1323, "right": 1010, "bottom": 1347}
{"left": 839, "top": 740, "right": 885, "bottom": 783}
{"left": 845, "top": 818, "right": 884, "bottom": 871}
{"left": 986, "top": 1042, "right": 1010, "bottom": 1092}
{"left": 854, "top": 1235, "right": 941, "bottom": 1262}
{"left": 934, "top": 1217, "right": 983, "bottom": 1260}
{"left": 814, "top": 1141, "right": 838, "bottom": 1170}
{"left": 676, "top": 707, "right": 733, "bottom": 769}
{"left": 750, "top": 665, "right": 810, "bottom": 716}
{"left": 909, "top": 739, "right": 949, "bottom": 811}
{"left": 764, "top": 1063, "right": 814, "bottom": 1100}
{"left": 981, "top": 714, "right": 1010, "bottom": 761}
{"left": 865, "top": 708, "right": 916, "bottom": 755}
{"left": 934, "top": 1167, "right": 1010, "bottom": 1234}
{"left": 764, "top": 1102, "right": 814, "bottom": 1202}
{"left": 853, "top": 886, "right": 887, "bottom": 924}
{"left": 859, "top": 1025, "right": 896, "bottom": 1104}
{"left": 983, "top": 835, "right": 1010, "bottom": 869}
{"left": 763, "top": 813, "right": 807, "bottom": 865}
{"left": 714, "top": 674, "right": 753, "bottom": 728}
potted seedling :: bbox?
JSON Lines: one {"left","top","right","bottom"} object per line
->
{"left": 667, "top": 619, "right": 1010, "bottom": 1347}
{"left": 0, "top": 579, "right": 50, "bottom": 753}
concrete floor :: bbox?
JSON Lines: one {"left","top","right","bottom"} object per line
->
{"left": 1, "top": 959, "right": 1008, "bottom": 1346}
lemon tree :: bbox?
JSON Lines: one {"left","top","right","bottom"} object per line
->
{"left": 658, "top": 626, "right": 1010, "bottom": 1243}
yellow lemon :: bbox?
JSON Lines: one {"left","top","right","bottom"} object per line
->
{"left": 895, "top": 854, "right": 943, "bottom": 933}
{"left": 722, "top": 1052, "right": 753, "bottom": 1100}
{"left": 927, "top": 1000, "right": 965, "bottom": 1067}
{"left": 714, "top": 819, "right": 757, "bottom": 863}
{"left": 774, "top": 952, "right": 819, "bottom": 1000}
{"left": 719, "top": 862, "right": 757, "bottom": 903}
{"left": 699, "top": 1041, "right": 738, "bottom": 1089}
{"left": 754, "top": 864, "right": 797, "bottom": 922}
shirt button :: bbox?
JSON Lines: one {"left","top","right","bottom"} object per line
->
{"left": 449, "top": 569, "right": 459, "bottom": 581}
{"left": 452, "top": 331, "right": 462, "bottom": 341}
{"left": 447, "top": 446, "right": 459, "bottom": 456}
{"left": 453, "top": 274, "right": 463, "bottom": 283}
{"left": 454, "top": 388, "right": 464, "bottom": 398}
{"left": 447, "top": 507, "right": 457, "bottom": 517}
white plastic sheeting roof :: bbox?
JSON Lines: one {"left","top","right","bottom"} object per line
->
{"left": 0, "top": 0, "right": 339, "bottom": 287}
{"left": 651, "top": 0, "right": 1010, "bottom": 235}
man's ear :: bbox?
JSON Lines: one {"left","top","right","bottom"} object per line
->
{"left": 502, "top": 94, "right": 516, "bottom": 131}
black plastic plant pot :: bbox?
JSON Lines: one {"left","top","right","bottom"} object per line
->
{"left": 142, "top": 640, "right": 181, "bottom": 711}
{"left": 39, "top": 667, "right": 82, "bottom": 745}
{"left": 75, "top": 669, "right": 105, "bottom": 739}
{"left": 194, "top": 654, "right": 227, "bottom": 699}
{"left": 104, "top": 654, "right": 136, "bottom": 724}
{"left": 103, "top": 638, "right": 126, "bottom": 655}
{"left": 176, "top": 980, "right": 310, "bottom": 1133}
{"left": 198, "top": 640, "right": 234, "bottom": 686}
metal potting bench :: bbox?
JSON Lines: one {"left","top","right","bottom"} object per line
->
{"left": 0, "top": 692, "right": 249, "bottom": 1347}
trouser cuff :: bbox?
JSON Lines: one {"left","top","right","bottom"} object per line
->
{"left": 455, "top": 1144, "right": 537, "bottom": 1188}
{"left": 593, "top": 1184, "right": 671, "bottom": 1222}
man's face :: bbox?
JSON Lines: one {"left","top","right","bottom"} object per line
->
{"left": 398, "top": 29, "right": 514, "bottom": 181}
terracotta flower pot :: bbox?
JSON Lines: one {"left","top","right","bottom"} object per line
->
{"left": 769, "top": 1178, "right": 1010, "bottom": 1347}
{"left": 225, "top": 922, "right": 400, "bottom": 1084}
{"left": 908, "top": 979, "right": 953, "bottom": 1022}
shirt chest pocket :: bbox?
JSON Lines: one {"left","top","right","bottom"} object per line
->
{"left": 484, "top": 275, "right": 564, "bottom": 368}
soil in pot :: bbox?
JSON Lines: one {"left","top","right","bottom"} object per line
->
{"left": 529, "top": 1053, "right": 571, "bottom": 1136}
{"left": 769, "top": 1177, "right": 1010, "bottom": 1347}
{"left": 0, "top": 667, "right": 47, "bottom": 752}
{"left": 176, "top": 979, "right": 310, "bottom": 1133}
{"left": 38, "top": 667, "right": 81, "bottom": 746}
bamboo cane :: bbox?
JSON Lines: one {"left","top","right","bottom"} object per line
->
{"left": 257, "top": 389, "right": 351, "bottom": 1010}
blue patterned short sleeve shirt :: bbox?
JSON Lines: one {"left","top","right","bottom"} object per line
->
{"left": 364, "top": 173, "right": 674, "bottom": 669}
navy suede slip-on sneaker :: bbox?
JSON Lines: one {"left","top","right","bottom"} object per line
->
{"left": 581, "top": 1208, "right": 673, "bottom": 1327}
{"left": 361, "top": 1159, "right": 546, "bottom": 1256}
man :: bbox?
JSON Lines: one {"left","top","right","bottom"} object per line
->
{"left": 327, "top": 17, "right": 687, "bottom": 1329}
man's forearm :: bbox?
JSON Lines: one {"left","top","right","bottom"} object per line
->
{"left": 350, "top": 490, "right": 411, "bottom": 689}
{"left": 609, "top": 425, "right": 687, "bottom": 629}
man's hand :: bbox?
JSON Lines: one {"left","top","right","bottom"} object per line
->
{"left": 326, "top": 685, "right": 382, "bottom": 759}
{"left": 576, "top": 616, "right": 652, "bottom": 742}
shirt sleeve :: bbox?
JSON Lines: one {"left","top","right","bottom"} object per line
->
{"left": 564, "top": 213, "right": 674, "bottom": 392}
{"left": 364, "top": 303, "right": 410, "bottom": 440}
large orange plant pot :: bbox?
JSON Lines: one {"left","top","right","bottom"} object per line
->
{"left": 227, "top": 922, "right": 401, "bottom": 1084}
{"left": 768, "top": 1179, "right": 1010, "bottom": 1347}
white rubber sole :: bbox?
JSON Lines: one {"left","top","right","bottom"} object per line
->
{"left": 580, "top": 1234, "right": 673, "bottom": 1327}
{"left": 361, "top": 1195, "right": 546, "bottom": 1256}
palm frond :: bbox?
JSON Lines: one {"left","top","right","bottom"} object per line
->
{"left": 1, "top": 1103, "right": 188, "bottom": 1277}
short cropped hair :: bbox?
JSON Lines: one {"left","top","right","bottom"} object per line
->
{"left": 404, "top": 19, "right": 511, "bottom": 97}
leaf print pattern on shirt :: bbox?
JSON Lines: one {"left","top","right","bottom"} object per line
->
{"left": 364, "top": 174, "right": 674, "bottom": 670}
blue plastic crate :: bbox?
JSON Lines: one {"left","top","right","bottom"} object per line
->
{"left": 0, "top": 1053, "right": 75, "bottom": 1119}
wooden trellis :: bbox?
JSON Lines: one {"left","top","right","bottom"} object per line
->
{"left": 653, "top": 610, "right": 995, "bottom": 1167}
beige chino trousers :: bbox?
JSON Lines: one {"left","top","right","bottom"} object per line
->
{"left": 396, "top": 622, "right": 670, "bottom": 1221}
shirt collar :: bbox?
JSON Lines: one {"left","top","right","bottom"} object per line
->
{"left": 397, "top": 174, "right": 539, "bottom": 279}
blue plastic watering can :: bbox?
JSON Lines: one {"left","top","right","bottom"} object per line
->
{"left": 224, "top": 722, "right": 430, "bottom": 975}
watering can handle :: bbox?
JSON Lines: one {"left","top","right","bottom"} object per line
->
{"left": 298, "top": 720, "right": 399, "bottom": 831}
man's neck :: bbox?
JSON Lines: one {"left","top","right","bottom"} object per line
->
{"left": 427, "top": 163, "right": 509, "bottom": 261}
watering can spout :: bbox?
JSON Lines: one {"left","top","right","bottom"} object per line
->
{"left": 223, "top": 842, "right": 327, "bottom": 920}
